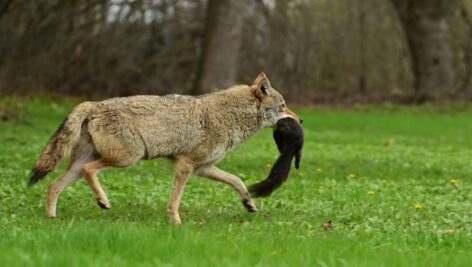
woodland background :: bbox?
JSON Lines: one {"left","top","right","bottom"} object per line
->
{"left": 1, "top": 0, "right": 471, "bottom": 103}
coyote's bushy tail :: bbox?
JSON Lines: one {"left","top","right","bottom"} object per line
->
{"left": 28, "top": 102, "right": 92, "bottom": 186}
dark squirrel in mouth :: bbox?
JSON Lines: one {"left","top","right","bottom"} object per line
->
{"left": 249, "top": 117, "right": 304, "bottom": 197}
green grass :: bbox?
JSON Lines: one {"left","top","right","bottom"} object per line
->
{"left": 1, "top": 98, "right": 472, "bottom": 266}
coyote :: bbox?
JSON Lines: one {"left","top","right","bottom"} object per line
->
{"left": 28, "top": 73, "right": 301, "bottom": 223}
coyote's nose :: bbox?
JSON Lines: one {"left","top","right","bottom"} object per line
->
{"left": 299, "top": 118, "right": 303, "bottom": 124}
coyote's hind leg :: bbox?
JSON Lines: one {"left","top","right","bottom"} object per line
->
{"left": 46, "top": 154, "right": 94, "bottom": 218}
{"left": 82, "top": 159, "right": 111, "bottom": 209}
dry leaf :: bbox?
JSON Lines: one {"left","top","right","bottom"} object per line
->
{"left": 263, "top": 211, "right": 272, "bottom": 220}
{"left": 436, "top": 229, "right": 457, "bottom": 235}
{"left": 384, "top": 137, "right": 396, "bottom": 147}
{"left": 321, "top": 220, "right": 333, "bottom": 231}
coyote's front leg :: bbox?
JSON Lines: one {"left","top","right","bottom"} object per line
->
{"left": 195, "top": 165, "right": 258, "bottom": 212}
{"left": 167, "top": 157, "right": 194, "bottom": 224}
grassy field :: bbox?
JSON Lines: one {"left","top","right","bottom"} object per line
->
{"left": 1, "top": 98, "right": 471, "bottom": 267}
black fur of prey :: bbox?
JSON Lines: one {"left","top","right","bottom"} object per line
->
{"left": 249, "top": 117, "right": 304, "bottom": 197}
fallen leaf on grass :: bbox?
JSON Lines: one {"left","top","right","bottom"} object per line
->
{"left": 436, "top": 229, "right": 457, "bottom": 235}
{"left": 384, "top": 137, "right": 396, "bottom": 147}
{"left": 263, "top": 211, "right": 272, "bottom": 220}
{"left": 321, "top": 220, "right": 333, "bottom": 231}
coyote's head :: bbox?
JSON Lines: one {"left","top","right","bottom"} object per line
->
{"left": 251, "top": 73, "right": 302, "bottom": 128}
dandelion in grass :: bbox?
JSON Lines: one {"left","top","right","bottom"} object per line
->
{"left": 347, "top": 174, "right": 356, "bottom": 179}
{"left": 316, "top": 168, "right": 322, "bottom": 173}
{"left": 298, "top": 172, "right": 304, "bottom": 177}
{"left": 265, "top": 163, "right": 272, "bottom": 169}
{"left": 367, "top": 190, "right": 376, "bottom": 196}
{"left": 449, "top": 178, "right": 459, "bottom": 186}
{"left": 414, "top": 204, "right": 423, "bottom": 209}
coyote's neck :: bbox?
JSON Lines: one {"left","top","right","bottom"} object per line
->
{"left": 201, "top": 85, "right": 262, "bottom": 148}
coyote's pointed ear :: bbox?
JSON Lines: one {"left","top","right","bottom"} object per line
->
{"left": 252, "top": 72, "right": 271, "bottom": 99}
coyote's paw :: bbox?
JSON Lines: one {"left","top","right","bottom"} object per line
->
{"left": 166, "top": 209, "right": 182, "bottom": 224}
{"left": 96, "top": 198, "right": 111, "bottom": 209}
{"left": 242, "top": 199, "right": 258, "bottom": 212}
{"left": 169, "top": 216, "right": 182, "bottom": 225}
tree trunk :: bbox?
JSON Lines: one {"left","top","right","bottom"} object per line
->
{"left": 358, "top": 0, "right": 367, "bottom": 94}
{"left": 391, "top": 0, "right": 460, "bottom": 101}
{"left": 192, "top": 0, "right": 245, "bottom": 94}
{"left": 458, "top": 4, "right": 472, "bottom": 98}
{"left": 0, "top": 0, "right": 14, "bottom": 19}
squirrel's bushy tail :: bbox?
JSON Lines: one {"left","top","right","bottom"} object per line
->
{"left": 248, "top": 117, "right": 304, "bottom": 197}
{"left": 248, "top": 147, "right": 296, "bottom": 197}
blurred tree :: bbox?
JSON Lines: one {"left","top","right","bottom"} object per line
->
{"left": 192, "top": 0, "right": 245, "bottom": 94}
{"left": 358, "top": 0, "right": 366, "bottom": 94}
{"left": 390, "top": 0, "right": 461, "bottom": 101}
{"left": 457, "top": 3, "right": 472, "bottom": 98}
{"left": 0, "top": 0, "right": 14, "bottom": 19}
{"left": 1, "top": 0, "right": 471, "bottom": 103}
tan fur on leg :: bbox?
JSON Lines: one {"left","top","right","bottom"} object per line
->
{"left": 46, "top": 156, "right": 92, "bottom": 218}
{"left": 82, "top": 160, "right": 111, "bottom": 209}
{"left": 167, "top": 157, "right": 194, "bottom": 224}
{"left": 46, "top": 170, "right": 81, "bottom": 218}
{"left": 195, "top": 165, "right": 257, "bottom": 212}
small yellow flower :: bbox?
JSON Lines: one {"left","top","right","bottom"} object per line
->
{"left": 266, "top": 163, "right": 272, "bottom": 169}
{"left": 347, "top": 174, "right": 356, "bottom": 179}
{"left": 298, "top": 172, "right": 304, "bottom": 177}
{"left": 368, "top": 190, "right": 375, "bottom": 196}
{"left": 449, "top": 178, "right": 459, "bottom": 186}
{"left": 316, "top": 168, "right": 322, "bottom": 173}
{"left": 414, "top": 204, "right": 423, "bottom": 209}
